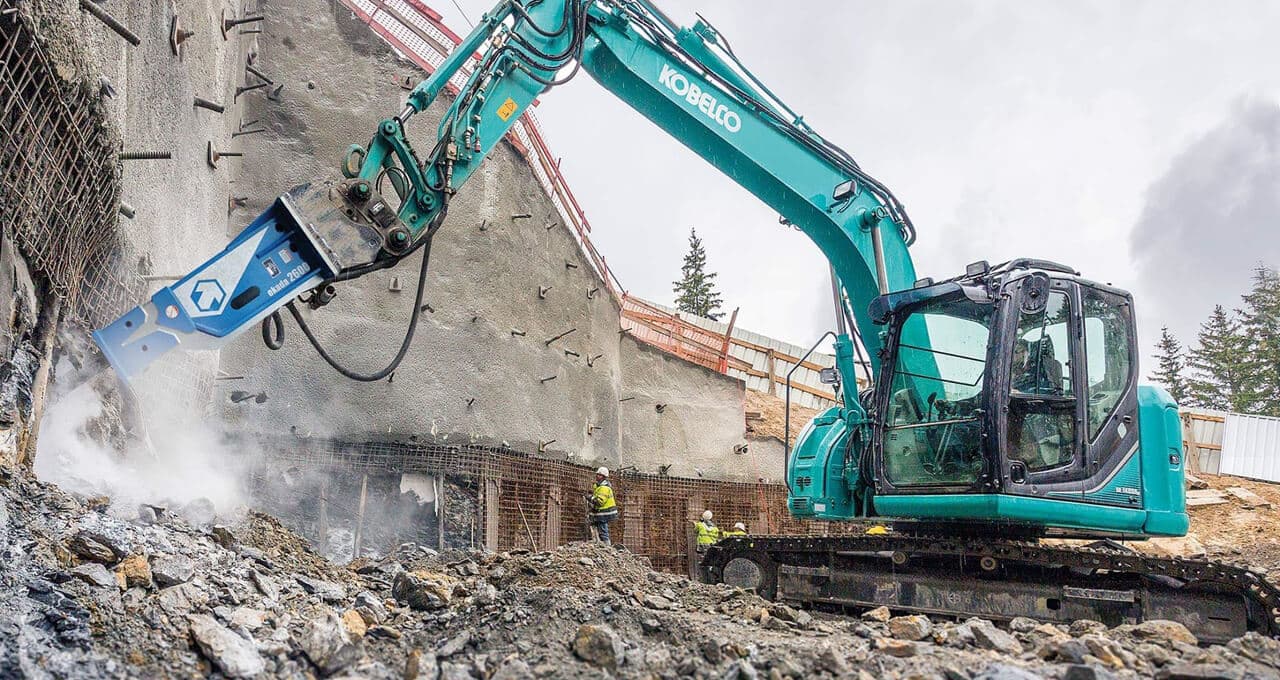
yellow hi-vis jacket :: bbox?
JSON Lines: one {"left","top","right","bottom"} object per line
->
{"left": 695, "top": 520, "right": 720, "bottom": 545}
{"left": 591, "top": 480, "right": 616, "bottom": 515}
{"left": 721, "top": 529, "right": 746, "bottom": 538}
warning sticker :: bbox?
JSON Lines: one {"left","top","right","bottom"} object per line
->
{"left": 496, "top": 97, "right": 518, "bottom": 121}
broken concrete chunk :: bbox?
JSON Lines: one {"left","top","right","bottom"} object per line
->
{"left": 150, "top": 554, "right": 195, "bottom": 587}
{"left": 888, "top": 614, "right": 932, "bottom": 641}
{"left": 229, "top": 606, "right": 268, "bottom": 631}
{"left": 972, "top": 621, "right": 1022, "bottom": 655}
{"left": 69, "top": 562, "right": 115, "bottom": 588}
{"left": 860, "top": 605, "right": 891, "bottom": 622}
{"left": 392, "top": 570, "right": 456, "bottom": 610}
{"left": 187, "top": 613, "right": 265, "bottom": 678}
{"left": 571, "top": 623, "right": 623, "bottom": 670}
{"left": 114, "top": 554, "right": 152, "bottom": 590}
{"left": 67, "top": 531, "right": 121, "bottom": 564}
{"left": 873, "top": 637, "right": 920, "bottom": 657}
{"left": 300, "top": 610, "right": 363, "bottom": 677}
{"left": 1225, "top": 486, "right": 1271, "bottom": 509}
{"left": 341, "top": 608, "right": 367, "bottom": 638}
{"left": 297, "top": 575, "right": 346, "bottom": 603}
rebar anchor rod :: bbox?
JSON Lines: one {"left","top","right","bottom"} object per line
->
{"left": 79, "top": 0, "right": 140, "bottom": 46}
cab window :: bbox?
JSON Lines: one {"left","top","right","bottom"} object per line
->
{"left": 1082, "top": 288, "right": 1134, "bottom": 440}
{"left": 1007, "top": 290, "right": 1076, "bottom": 472}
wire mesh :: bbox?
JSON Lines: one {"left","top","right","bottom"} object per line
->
{"left": 0, "top": 2, "right": 141, "bottom": 330}
{"left": 259, "top": 435, "right": 862, "bottom": 574}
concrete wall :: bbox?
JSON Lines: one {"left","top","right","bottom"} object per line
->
{"left": 213, "top": 0, "right": 760, "bottom": 480}
{"left": 47, "top": 0, "right": 245, "bottom": 415}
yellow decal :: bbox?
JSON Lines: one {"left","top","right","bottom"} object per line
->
{"left": 496, "top": 97, "right": 518, "bottom": 121}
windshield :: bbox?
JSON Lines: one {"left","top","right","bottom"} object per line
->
{"left": 883, "top": 296, "right": 992, "bottom": 486}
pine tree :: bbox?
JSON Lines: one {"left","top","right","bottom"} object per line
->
{"left": 1237, "top": 265, "right": 1280, "bottom": 416}
{"left": 672, "top": 228, "right": 724, "bottom": 321}
{"left": 1185, "top": 305, "right": 1250, "bottom": 412}
{"left": 1151, "top": 326, "right": 1189, "bottom": 404}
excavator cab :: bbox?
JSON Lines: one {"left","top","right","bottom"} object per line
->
{"left": 789, "top": 260, "right": 1187, "bottom": 539}
{"left": 865, "top": 259, "right": 1188, "bottom": 537}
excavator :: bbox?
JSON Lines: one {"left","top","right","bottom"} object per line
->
{"left": 89, "top": 0, "right": 1278, "bottom": 641}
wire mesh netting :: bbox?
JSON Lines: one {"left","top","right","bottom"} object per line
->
{"left": 0, "top": 2, "right": 141, "bottom": 330}
{"left": 260, "top": 436, "right": 864, "bottom": 574}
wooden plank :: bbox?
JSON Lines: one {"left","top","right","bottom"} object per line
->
{"left": 1226, "top": 486, "right": 1272, "bottom": 509}
{"left": 1184, "top": 472, "right": 1209, "bottom": 490}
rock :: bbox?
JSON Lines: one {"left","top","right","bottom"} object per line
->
{"left": 136, "top": 504, "right": 158, "bottom": 524}
{"left": 183, "top": 498, "right": 217, "bottom": 525}
{"left": 1156, "top": 666, "right": 1245, "bottom": 680}
{"left": 888, "top": 614, "right": 932, "bottom": 641}
{"left": 210, "top": 524, "right": 236, "bottom": 548}
{"left": 438, "top": 630, "right": 471, "bottom": 657}
{"left": 67, "top": 531, "right": 120, "bottom": 564}
{"left": 972, "top": 621, "right": 1022, "bottom": 655}
{"left": 114, "top": 554, "right": 152, "bottom": 590}
{"left": 861, "top": 606, "right": 891, "bottom": 622}
{"left": 872, "top": 638, "right": 919, "bottom": 657}
{"left": 187, "top": 613, "right": 265, "bottom": 678}
{"left": 251, "top": 570, "right": 279, "bottom": 600}
{"left": 1116, "top": 620, "right": 1198, "bottom": 646}
{"left": 1046, "top": 639, "right": 1090, "bottom": 664}
{"left": 1081, "top": 634, "right": 1130, "bottom": 669}
{"left": 641, "top": 617, "right": 662, "bottom": 633}
{"left": 1028, "top": 623, "right": 1069, "bottom": 643}
{"left": 1008, "top": 616, "right": 1039, "bottom": 633}
{"left": 69, "top": 562, "right": 115, "bottom": 588}
{"left": 299, "top": 610, "right": 362, "bottom": 677}
{"left": 770, "top": 604, "right": 804, "bottom": 623}
{"left": 972, "top": 664, "right": 1044, "bottom": 680}
{"left": 571, "top": 623, "right": 623, "bottom": 670}
{"left": 492, "top": 658, "right": 534, "bottom": 680}
{"left": 404, "top": 649, "right": 438, "bottom": 680}
{"left": 724, "top": 660, "right": 759, "bottom": 680}
{"left": 772, "top": 657, "right": 805, "bottom": 678}
{"left": 340, "top": 609, "right": 367, "bottom": 637}
{"left": 1226, "top": 632, "right": 1280, "bottom": 667}
{"left": 150, "top": 554, "right": 195, "bottom": 587}
{"left": 1070, "top": 619, "right": 1108, "bottom": 636}
{"left": 229, "top": 607, "right": 268, "bottom": 631}
{"left": 353, "top": 593, "right": 386, "bottom": 625}
{"left": 702, "top": 638, "right": 724, "bottom": 664}
{"left": 644, "top": 592, "right": 674, "bottom": 610}
{"left": 297, "top": 575, "right": 346, "bottom": 603}
{"left": 393, "top": 570, "right": 456, "bottom": 610}
{"left": 1064, "top": 664, "right": 1118, "bottom": 680}
{"left": 156, "top": 581, "right": 208, "bottom": 614}
{"left": 84, "top": 495, "right": 110, "bottom": 512}
{"left": 440, "top": 661, "right": 477, "bottom": 680}
{"left": 816, "top": 647, "right": 850, "bottom": 675}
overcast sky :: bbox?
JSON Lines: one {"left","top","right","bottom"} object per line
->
{"left": 434, "top": 0, "right": 1280, "bottom": 377}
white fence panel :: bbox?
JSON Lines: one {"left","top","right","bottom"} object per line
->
{"left": 1221, "top": 412, "right": 1280, "bottom": 482}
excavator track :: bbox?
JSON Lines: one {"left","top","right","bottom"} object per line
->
{"left": 699, "top": 534, "right": 1280, "bottom": 644}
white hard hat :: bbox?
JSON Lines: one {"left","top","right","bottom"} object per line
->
{"left": 701, "top": 510, "right": 713, "bottom": 521}
{"left": 596, "top": 467, "right": 609, "bottom": 477}
{"left": 733, "top": 522, "right": 745, "bottom": 531}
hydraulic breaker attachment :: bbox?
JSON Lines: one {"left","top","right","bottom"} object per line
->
{"left": 93, "top": 179, "right": 411, "bottom": 380}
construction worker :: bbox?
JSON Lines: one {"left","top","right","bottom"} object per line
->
{"left": 694, "top": 510, "right": 720, "bottom": 553}
{"left": 588, "top": 467, "right": 618, "bottom": 544}
{"left": 721, "top": 522, "right": 747, "bottom": 538}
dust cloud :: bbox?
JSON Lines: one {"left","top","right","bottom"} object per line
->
{"left": 34, "top": 358, "right": 248, "bottom": 520}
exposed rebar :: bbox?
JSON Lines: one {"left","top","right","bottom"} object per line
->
{"left": 118, "top": 150, "right": 172, "bottom": 160}
{"left": 79, "top": 0, "right": 140, "bottom": 46}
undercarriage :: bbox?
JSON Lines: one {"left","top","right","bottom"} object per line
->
{"left": 700, "top": 534, "right": 1280, "bottom": 644}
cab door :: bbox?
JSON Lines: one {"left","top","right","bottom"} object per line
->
{"left": 1000, "top": 274, "right": 1089, "bottom": 495}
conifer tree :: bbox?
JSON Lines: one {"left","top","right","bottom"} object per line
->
{"left": 1151, "top": 326, "right": 1189, "bottom": 404}
{"left": 672, "top": 228, "right": 724, "bottom": 320}
{"left": 1237, "top": 265, "right": 1280, "bottom": 416}
{"left": 1186, "top": 305, "right": 1250, "bottom": 412}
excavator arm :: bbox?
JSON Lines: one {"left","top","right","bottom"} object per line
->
{"left": 93, "top": 0, "right": 921, "bottom": 408}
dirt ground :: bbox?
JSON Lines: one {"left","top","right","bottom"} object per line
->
{"left": 1187, "top": 473, "right": 1280, "bottom": 581}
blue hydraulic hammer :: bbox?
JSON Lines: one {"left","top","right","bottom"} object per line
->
{"left": 92, "top": 179, "right": 409, "bottom": 379}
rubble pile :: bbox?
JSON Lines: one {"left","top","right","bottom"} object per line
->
{"left": 3, "top": 465, "right": 1280, "bottom": 679}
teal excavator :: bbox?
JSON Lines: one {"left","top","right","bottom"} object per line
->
{"left": 91, "top": 0, "right": 1278, "bottom": 640}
